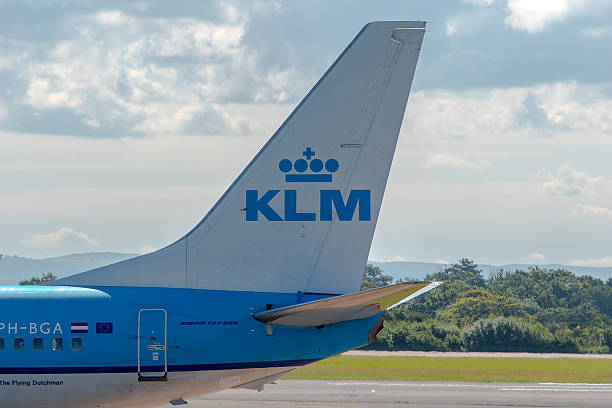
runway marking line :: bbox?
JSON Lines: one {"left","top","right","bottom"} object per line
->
{"left": 501, "top": 388, "right": 612, "bottom": 392}
{"left": 326, "top": 381, "right": 612, "bottom": 393}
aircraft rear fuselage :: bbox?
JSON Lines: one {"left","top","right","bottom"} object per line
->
{"left": 0, "top": 286, "right": 379, "bottom": 407}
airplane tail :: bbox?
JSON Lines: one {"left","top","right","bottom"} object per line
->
{"left": 55, "top": 21, "right": 426, "bottom": 295}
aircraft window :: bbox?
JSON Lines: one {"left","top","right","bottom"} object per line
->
{"left": 52, "top": 337, "right": 63, "bottom": 351}
{"left": 0, "top": 338, "right": 4, "bottom": 351}
{"left": 14, "top": 337, "right": 25, "bottom": 351}
{"left": 71, "top": 337, "right": 83, "bottom": 351}
{"left": 33, "top": 337, "right": 44, "bottom": 351}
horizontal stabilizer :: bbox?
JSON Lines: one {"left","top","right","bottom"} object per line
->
{"left": 253, "top": 281, "right": 441, "bottom": 327}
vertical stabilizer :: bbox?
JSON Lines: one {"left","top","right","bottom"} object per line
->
{"left": 55, "top": 21, "right": 426, "bottom": 294}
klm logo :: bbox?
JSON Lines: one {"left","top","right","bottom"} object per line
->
{"left": 246, "top": 148, "right": 371, "bottom": 222}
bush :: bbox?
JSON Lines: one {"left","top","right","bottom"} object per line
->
{"left": 570, "top": 326, "right": 611, "bottom": 354}
{"left": 366, "top": 320, "right": 462, "bottom": 351}
{"left": 438, "top": 288, "right": 528, "bottom": 325}
{"left": 462, "top": 317, "right": 555, "bottom": 352}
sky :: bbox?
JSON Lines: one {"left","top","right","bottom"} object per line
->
{"left": 1, "top": 0, "right": 612, "bottom": 267}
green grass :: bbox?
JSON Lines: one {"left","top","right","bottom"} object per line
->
{"left": 286, "top": 356, "right": 612, "bottom": 383}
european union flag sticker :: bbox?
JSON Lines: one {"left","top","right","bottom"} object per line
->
{"left": 96, "top": 322, "right": 113, "bottom": 334}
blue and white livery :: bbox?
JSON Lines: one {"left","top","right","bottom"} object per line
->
{"left": 0, "top": 21, "right": 435, "bottom": 408}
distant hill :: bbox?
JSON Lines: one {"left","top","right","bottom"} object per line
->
{"left": 0, "top": 252, "right": 138, "bottom": 285}
{"left": 369, "top": 261, "right": 612, "bottom": 282}
{"left": 2, "top": 252, "right": 611, "bottom": 286}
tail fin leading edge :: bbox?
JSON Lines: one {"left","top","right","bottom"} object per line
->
{"left": 55, "top": 21, "right": 426, "bottom": 294}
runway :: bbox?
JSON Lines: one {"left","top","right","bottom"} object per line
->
{"left": 189, "top": 379, "right": 612, "bottom": 408}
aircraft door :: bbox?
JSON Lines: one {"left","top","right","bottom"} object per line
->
{"left": 138, "top": 309, "right": 167, "bottom": 381}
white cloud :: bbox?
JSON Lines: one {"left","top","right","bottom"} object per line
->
{"left": 11, "top": 6, "right": 303, "bottom": 137}
{"left": 389, "top": 255, "right": 409, "bottom": 262}
{"left": 581, "top": 26, "right": 612, "bottom": 38}
{"left": 82, "top": 118, "right": 101, "bottom": 128}
{"left": 528, "top": 252, "right": 547, "bottom": 261}
{"left": 21, "top": 19, "right": 248, "bottom": 135}
{"left": 519, "top": 82, "right": 612, "bottom": 134}
{"left": 529, "top": 168, "right": 553, "bottom": 182}
{"left": 402, "top": 81, "right": 612, "bottom": 146}
{"left": 95, "top": 10, "right": 129, "bottom": 26}
{"left": 545, "top": 83, "right": 605, "bottom": 126}
{"left": 21, "top": 227, "right": 99, "bottom": 248}
{"left": 25, "top": 77, "right": 82, "bottom": 109}
{"left": 5, "top": 2, "right": 612, "bottom": 140}
{"left": 153, "top": 22, "right": 244, "bottom": 58}
{"left": 426, "top": 153, "right": 491, "bottom": 170}
{"left": 0, "top": 53, "right": 26, "bottom": 70}
{"left": 570, "top": 256, "right": 612, "bottom": 267}
{"left": 539, "top": 165, "right": 602, "bottom": 196}
{"left": 573, "top": 204, "right": 612, "bottom": 220}
{"left": 505, "top": 0, "right": 588, "bottom": 33}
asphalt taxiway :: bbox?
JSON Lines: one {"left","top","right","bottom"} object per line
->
{"left": 189, "top": 379, "right": 612, "bottom": 408}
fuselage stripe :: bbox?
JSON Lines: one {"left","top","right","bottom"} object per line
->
{"left": 0, "top": 358, "right": 320, "bottom": 374}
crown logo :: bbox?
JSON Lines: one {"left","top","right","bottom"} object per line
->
{"left": 278, "top": 147, "right": 339, "bottom": 183}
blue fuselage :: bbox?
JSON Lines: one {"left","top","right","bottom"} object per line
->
{"left": 0, "top": 286, "right": 379, "bottom": 375}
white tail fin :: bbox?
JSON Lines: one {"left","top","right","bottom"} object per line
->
{"left": 55, "top": 21, "right": 426, "bottom": 294}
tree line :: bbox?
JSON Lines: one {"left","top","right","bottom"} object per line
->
{"left": 362, "top": 259, "right": 612, "bottom": 353}
{"left": 19, "top": 272, "right": 58, "bottom": 286}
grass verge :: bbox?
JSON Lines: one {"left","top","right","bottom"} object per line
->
{"left": 286, "top": 355, "right": 612, "bottom": 383}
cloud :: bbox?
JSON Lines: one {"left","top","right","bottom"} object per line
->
{"left": 389, "top": 256, "right": 409, "bottom": 262}
{"left": 529, "top": 168, "right": 553, "bottom": 182}
{"left": 95, "top": 10, "right": 129, "bottom": 26}
{"left": 20, "top": 17, "right": 249, "bottom": 136}
{"left": 82, "top": 118, "right": 101, "bottom": 129}
{"left": 0, "top": 3, "right": 303, "bottom": 138}
{"left": 0, "top": 50, "right": 27, "bottom": 71}
{"left": 573, "top": 204, "right": 612, "bottom": 220}
{"left": 3, "top": 3, "right": 612, "bottom": 140}
{"left": 21, "top": 227, "right": 100, "bottom": 248}
{"left": 570, "top": 256, "right": 612, "bottom": 267}
{"left": 426, "top": 153, "right": 491, "bottom": 170}
{"left": 25, "top": 77, "right": 81, "bottom": 110}
{"left": 517, "top": 82, "right": 612, "bottom": 134}
{"left": 528, "top": 252, "right": 547, "bottom": 261}
{"left": 400, "top": 81, "right": 612, "bottom": 149}
{"left": 152, "top": 22, "right": 245, "bottom": 58}
{"left": 537, "top": 165, "right": 602, "bottom": 196}
{"left": 504, "top": 0, "right": 589, "bottom": 33}
{"left": 581, "top": 26, "right": 612, "bottom": 38}
{"left": 445, "top": 22, "right": 458, "bottom": 36}
{"left": 514, "top": 92, "right": 552, "bottom": 129}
